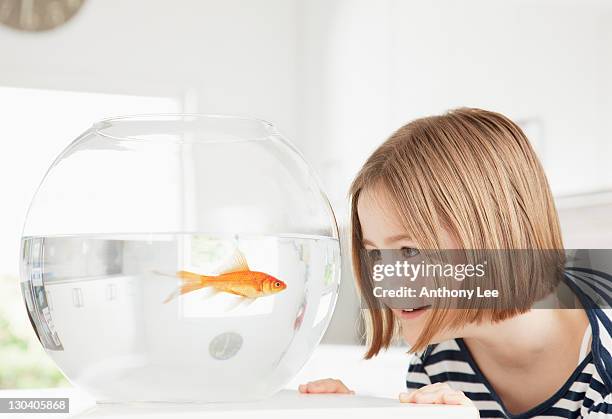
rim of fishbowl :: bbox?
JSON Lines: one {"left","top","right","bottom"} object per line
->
{"left": 92, "top": 113, "right": 280, "bottom": 143}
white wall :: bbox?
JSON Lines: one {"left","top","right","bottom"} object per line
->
{"left": 389, "top": 0, "right": 612, "bottom": 196}
{"left": 0, "top": 0, "right": 298, "bottom": 130}
{"left": 296, "top": 0, "right": 612, "bottom": 203}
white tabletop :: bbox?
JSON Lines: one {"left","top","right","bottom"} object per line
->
{"left": 0, "top": 345, "right": 478, "bottom": 418}
{"left": 0, "top": 388, "right": 478, "bottom": 419}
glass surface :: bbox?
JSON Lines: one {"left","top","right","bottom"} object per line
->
{"left": 20, "top": 115, "right": 341, "bottom": 402}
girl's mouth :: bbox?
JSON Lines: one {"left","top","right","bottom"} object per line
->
{"left": 395, "top": 305, "right": 430, "bottom": 320}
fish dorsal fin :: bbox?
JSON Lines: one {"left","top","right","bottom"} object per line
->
{"left": 217, "top": 249, "right": 250, "bottom": 275}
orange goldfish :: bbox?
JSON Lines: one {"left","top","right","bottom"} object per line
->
{"left": 163, "top": 250, "right": 287, "bottom": 303}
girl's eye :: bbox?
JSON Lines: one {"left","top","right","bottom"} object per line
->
{"left": 400, "top": 247, "right": 420, "bottom": 258}
{"left": 367, "top": 249, "right": 382, "bottom": 262}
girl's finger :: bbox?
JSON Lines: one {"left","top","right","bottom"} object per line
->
{"left": 412, "top": 388, "right": 451, "bottom": 404}
{"left": 442, "top": 391, "right": 473, "bottom": 406}
{"left": 399, "top": 391, "right": 415, "bottom": 403}
{"left": 299, "top": 379, "right": 353, "bottom": 394}
{"left": 401, "top": 387, "right": 470, "bottom": 406}
{"left": 306, "top": 380, "right": 335, "bottom": 393}
{"left": 399, "top": 382, "right": 449, "bottom": 402}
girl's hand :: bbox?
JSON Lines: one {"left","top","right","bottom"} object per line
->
{"left": 399, "top": 383, "right": 474, "bottom": 406}
{"left": 298, "top": 378, "right": 355, "bottom": 394}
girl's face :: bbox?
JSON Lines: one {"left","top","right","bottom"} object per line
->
{"left": 357, "top": 187, "right": 466, "bottom": 346}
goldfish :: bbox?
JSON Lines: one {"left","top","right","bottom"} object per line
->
{"left": 163, "top": 250, "right": 287, "bottom": 303}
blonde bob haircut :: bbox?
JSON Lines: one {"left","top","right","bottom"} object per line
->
{"left": 350, "top": 108, "right": 564, "bottom": 358}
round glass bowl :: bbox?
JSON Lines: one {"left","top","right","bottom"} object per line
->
{"left": 20, "top": 115, "right": 341, "bottom": 402}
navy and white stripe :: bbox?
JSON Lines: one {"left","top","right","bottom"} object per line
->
{"left": 406, "top": 268, "right": 612, "bottom": 418}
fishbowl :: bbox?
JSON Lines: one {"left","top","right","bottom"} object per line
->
{"left": 20, "top": 115, "right": 341, "bottom": 403}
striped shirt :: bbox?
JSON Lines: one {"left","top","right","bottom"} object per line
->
{"left": 406, "top": 268, "right": 612, "bottom": 418}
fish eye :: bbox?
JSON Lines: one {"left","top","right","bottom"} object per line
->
{"left": 274, "top": 281, "right": 281, "bottom": 287}
{"left": 400, "top": 247, "right": 420, "bottom": 258}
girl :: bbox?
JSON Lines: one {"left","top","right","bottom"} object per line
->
{"left": 298, "top": 108, "right": 611, "bottom": 418}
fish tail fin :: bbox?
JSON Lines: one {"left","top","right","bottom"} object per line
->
{"left": 163, "top": 271, "right": 213, "bottom": 304}
{"left": 177, "top": 270, "right": 205, "bottom": 282}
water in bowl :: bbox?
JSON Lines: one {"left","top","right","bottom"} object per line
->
{"left": 20, "top": 233, "right": 340, "bottom": 402}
